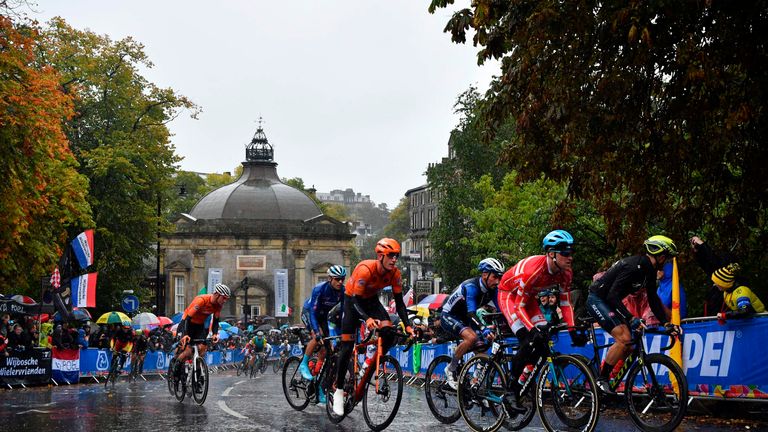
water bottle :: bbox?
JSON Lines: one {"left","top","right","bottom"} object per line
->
{"left": 518, "top": 364, "right": 534, "bottom": 385}
{"left": 491, "top": 341, "right": 501, "bottom": 355}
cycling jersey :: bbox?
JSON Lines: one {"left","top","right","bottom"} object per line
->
{"left": 724, "top": 285, "right": 765, "bottom": 313}
{"left": 345, "top": 260, "right": 402, "bottom": 299}
{"left": 132, "top": 335, "right": 148, "bottom": 353}
{"left": 304, "top": 280, "right": 344, "bottom": 334}
{"left": 589, "top": 255, "right": 666, "bottom": 323}
{"left": 250, "top": 336, "right": 268, "bottom": 352}
{"left": 498, "top": 255, "right": 575, "bottom": 333}
{"left": 442, "top": 276, "right": 499, "bottom": 333}
{"left": 183, "top": 294, "right": 223, "bottom": 325}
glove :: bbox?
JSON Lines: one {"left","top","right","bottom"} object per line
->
{"left": 629, "top": 317, "right": 645, "bottom": 331}
{"left": 717, "top": 313, "right": 727, "bottom": 325}
{"left": 569, "top": 330, "right": 588, "bottom": 347}
{"left": 664, "top": 322, "right": 682, "bottom": 335}
{"left": 405, "top": 325, "right": 416, "bottom": 338}
{"left": 481, "top": 327, "right": 494, "bottom": 340}
{"left": 365, "top": 318, "right": 378, "bottom": 330}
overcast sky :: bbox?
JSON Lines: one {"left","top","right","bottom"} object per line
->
{"left": 30, "top": 1, "right": 497, "bottom": 209}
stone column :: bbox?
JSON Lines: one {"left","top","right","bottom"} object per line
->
{"left": 192, "top": 249, "right": 207, "bottom": 300}
{"left": 293, "top": 249, "right": 306, "bottom": 323}
{"left": 342, "top": 249, "right": 352, "bottom": 270}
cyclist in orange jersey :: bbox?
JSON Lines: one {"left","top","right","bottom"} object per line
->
{"left": 331, "top": 238, "right": 415, "bottom": 416}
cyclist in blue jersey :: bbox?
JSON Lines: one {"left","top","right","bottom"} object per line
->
{"left": 440, "top": 257, "right": 505, "bottom": 389}
{"left": 299, "top": 265, "right": 346, "bottom": 402}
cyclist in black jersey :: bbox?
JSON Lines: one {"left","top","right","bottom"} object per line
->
{"left": 586, "top": 235, "right": 682, "bottom": 394}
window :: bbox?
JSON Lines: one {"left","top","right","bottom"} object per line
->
{"left": 174, "top": 276, "right": 185, "bottom": 314}
{"left": 251, "top": 305, "right": 261, "bottom": 317}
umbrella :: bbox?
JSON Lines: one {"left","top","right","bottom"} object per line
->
{"left": 255, "top": 323, "right": 273, "bottom": 332}
{"left": 217, "top": 329, "right": 231, "bottom": 340}
{"left": 171, "top": 312, "right": 184, "bottom": 324}
{"left": 96, "top": 311, "right": 131, "bottom": 325}
{"left": 132, "top": 312, "right": 160, "bottom": 329}
{"left": 157, "top": 316, "right": 173, "bottom": 327}
{"left": 416, "top": 293, "right": 448, "bottom": 310}
{"left": 11, "top": 295, "right": 37, "bottom": 305}
{"left": 170, "top": 323, "right": 179, "bottom": 337}
{"left": 269, "top": 328, "right": 282, "bottom": 334}
{"left": 280, "top": 324, "right": 290, "bottom": 330}
{"left": 53, "top": 308, "right": 92, "bottom": 323}
{"left": 259, "top": 315, "right": 276, "bottom": 321}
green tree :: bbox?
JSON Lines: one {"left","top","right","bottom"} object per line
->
{"left": 382, "top": 197, "right": 409, "bottom": 241}
{"left": 38, "top": 18, "right": 198, "bottom": 310}
{"left": 0, "top": 16, "right": 92, "bottom": 291}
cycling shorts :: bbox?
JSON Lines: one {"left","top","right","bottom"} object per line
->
{"left": 340, "top": 295, "right": 389, "bottom": 336}
{"left": 586, "top": 292, "right": 626, "bottom": 333}
{"left": 440, "top": 312, "right": 472, "bottom": 338}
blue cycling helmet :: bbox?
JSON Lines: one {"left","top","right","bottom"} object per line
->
{"left": 478, "top": 258, "right": 505, "bottom": 276}
{"left": 542, "top": 230, "right": 574, "bottom": 252}
{"left": 327, "top": 265, "right": 347, "bottom": 278}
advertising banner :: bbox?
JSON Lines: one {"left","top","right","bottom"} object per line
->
{"left": 274, "top": 269, "right": 289, "bottom": 317}
{"left": 0, "top": 349, "right": 52, "bottom": 386}
{"left": 52, "top": 347, "right": 80, "bottom": 383}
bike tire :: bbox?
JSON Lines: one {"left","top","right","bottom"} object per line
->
{"left": 325, "top": 356, "right": 354, "bottom": 423}
{"left": 105, "top": 356, "right": 118, "bottom": 389}
{"left": 282, "top": 356, "right": 311, "bottom": 411}
{"left": 625, "top": 353, "right": 688, "bottom": 432}
{"left": 456, "top": 354, "right": 507, "bottom": 432}
{"left": 167, "top": 358, "right": 176, "bottom": 395}
{"left": 501, "top": 373, "right": 536, "bottom": 431}
{"left": 273, "top": 358, "right": 281, "bottom": 373}
{"left": 362, "top": 354, "right": 404, "bottom": 432}
{"left": 175, "top": 363, "right": 187, "bottom": 402}
{"left": 250, "top": 358, "right": 257, "bottom": 379}
{"left": 425, "top": 354, "right": 461, "bottom": 424}
{"left": 536, "top": 354, "right": 600, "bottom": 432}
{"left": 192, "top": 357, "right": 209, "bottom": 405}
{"left": 236, "top": 358, "right": 245, "bottom": 377}
{"left": 260, "top": 356, "right": 268, "bottom": 374}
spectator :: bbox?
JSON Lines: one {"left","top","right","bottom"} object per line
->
{"left": 77, "top": 325, "right": 89, "bottom": 348}
{"left": 690, "top": 236, "right": 735, "bottom": 315}
{"left": 712, "top": 263, "right": 766, "bottom": 324}
{"left": 39, "top": 322, "right": 53, "bottom": 348}
{"left": 657, "top": 261, "right": 687, "bottom": 319}
{"left": 0, "top": 332, "right": 7, "bottom": 356}
{"left": 538, "top": 289, "right": 562, "bottom": 325}
{"left": 0, "top": 313, "right": 10, "bottom": 338}
{"left": 7, "top": 324, "right": 32, "bottom": 352}
{"left": 27, "top": 322, "right": 40, "bottom": 348}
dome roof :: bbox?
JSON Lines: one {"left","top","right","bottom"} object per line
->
{"left": 189, "top": 161, "right": 322, "bottom": 221}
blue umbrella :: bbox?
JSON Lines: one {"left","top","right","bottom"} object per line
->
{"left": 171, "top": 312, "right": 184, "bottom": 324}
{"left": 53, "top": 308, "right": 92, "bottom": 323}
{"left": 217, "top": 329, "right": 231, "bottom": 340}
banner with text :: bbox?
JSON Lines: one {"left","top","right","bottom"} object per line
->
{"left": 274, "top": 269, "right": 289, "bottom": 317}
{"left": 52, "top": 347, "right": 80, "bottom": 384}
{"left": 0, "top": 349, "right": 52, "bottom": 386}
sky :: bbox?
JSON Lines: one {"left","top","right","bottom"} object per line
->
{"left": 29, "top": 1, "right": 498, "bottom": 209}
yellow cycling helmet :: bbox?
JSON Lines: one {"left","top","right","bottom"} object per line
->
{"left": 643, "top": 235, "right": 678, "bottom": 256}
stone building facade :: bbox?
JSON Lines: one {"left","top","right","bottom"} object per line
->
{"left": 161, "top": 125, "right": 354, "bottom": 322}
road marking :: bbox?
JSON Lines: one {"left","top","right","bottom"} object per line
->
{"left": 17, "top": 409, "right": 51, "bottom": 415}
{"left": 222, "top": 386, "right": 234, "bottom": 397}
{"left": 235, "top": 380, "right": 246, "bottom": 385}
{"left": 217, "top": 400, "right": 247, "bottom": 419}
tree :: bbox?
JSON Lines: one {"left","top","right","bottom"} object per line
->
{"left": 38, "top": 18, "right": 198, "bottom": 310}
{"left": 0, "top": 16, "right": 92, "bottom": 291}
{"left": 429, "top": 0, "right": 768, "bottom": 259}
{"left": 382, "top": 197, "right": 409, "bottom": 241}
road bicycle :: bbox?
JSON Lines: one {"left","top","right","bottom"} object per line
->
{"left": 283, "top": 336, "right": 339, "bottom": 410}
{"left": 252, "top": 351, "right": 268, "bottom": 375}
{"left": 457, "top": 321, "right": 600, "bottom": 432}
{"left": 128, "top": 351, "right": 146, "bottom": 382}
{"left": 236, "top": 351, "right": 254, "bottom": 377}
{"left": 325, "top": 326, "right": 414, "bottom": 432}
{"left": 105, "top": 349, "right": 129, "bottom": 388}
{"left": 573, "top": 317, "right": 687, "bottom": 432}
{"left": 171, "top": 338, "right": 210, "bottom": 406}
{"left": 273, "top": 350, "right": 288, "bottom": 373}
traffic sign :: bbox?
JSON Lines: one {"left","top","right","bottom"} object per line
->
{"left": 122, "top": 294, "right": 139, "bottom": 313}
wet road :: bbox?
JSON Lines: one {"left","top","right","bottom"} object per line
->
{"left": 1, "top": 365, "right": 765, "bottom": 431}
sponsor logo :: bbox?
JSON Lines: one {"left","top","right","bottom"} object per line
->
{"left": 96, "top": 351, "right": 109, "bottom": 371}
{"left": 156, "top": 352, "right": 165, "bottom": 370}
{"left": 684, "top": 330, "right": 736, "bottom": 377}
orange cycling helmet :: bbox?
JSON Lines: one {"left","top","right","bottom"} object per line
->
{"left": 375, "top": 238, "right": 401, "bottom": 255}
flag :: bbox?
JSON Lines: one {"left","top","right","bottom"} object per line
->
{"left": 50, "top": 267, "right": 60, "bottom": 290}
{"left": 52, "top": 347, "right": 80, "bottom": 384}
{"left": 670, "top": 258, "right": 682, "bottom": 366}
{"left": 71, "top": 229, "right": 95, "bottom": 269}
{"left": 387, "top": 287, "right": 414, "bottom": 313}
{"left": 70, "top": 272, "right": 97, "bottom": 308}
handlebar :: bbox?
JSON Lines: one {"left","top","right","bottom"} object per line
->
{"left": 642, "top": 326, "right": 679, "bottom": 351}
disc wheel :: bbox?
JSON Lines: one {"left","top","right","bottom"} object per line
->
{"left": 425, "top": 355, "right": 461, "bottom": 424}
{"left": 191, "top": 357, "right": 209, "bottom": 405}
{"left": 536, "top": 354, "right": 600, "bottom": 432}
{"left": 282, "top": 356, "right": 311, "bottom": 411}
{"left": 457, "top": 354, "right": 507, "bottom": 432}
{"left": 625, "top": 353, "right": 687, "bottom": 432}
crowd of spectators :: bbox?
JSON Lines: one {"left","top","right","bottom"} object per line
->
{"left": 0, "top": 314, "right": 41, "bottom": 356}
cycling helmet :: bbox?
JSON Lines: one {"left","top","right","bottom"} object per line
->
{"left": 256, "top": 331, "right": 264, "bottom": 337}
{"left": 542, "top": 230, "right": 574, "bottom": 252}
{"left": 375, "top": 238, "right": 401, "bottom": 255}
{"left": 214, "top": 283, "right": 231, "bottom": 297}
{"left": 538, "top": 289, "right": 552, "bottom": 298}
{"left": 643, "top": 235, "right": 678, "bottom": 256}
{"left": 478, "top": 258, "right": 505, "bottom": 276}
{"left": 327, "top": 265, "right": 347, "bottom": 278}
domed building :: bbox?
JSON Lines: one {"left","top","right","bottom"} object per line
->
{"left": 161, "top": 125, "right": 354, "bottom": 322}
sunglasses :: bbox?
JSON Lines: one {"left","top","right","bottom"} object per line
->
{"left": 557, "top": 250, "right": 574, "bottom": 257}
{"left": 386, "top": 253, "right": 400, "bottom": 259}
{"left": 332, "top": 277, "right": 345, "bottom": 282}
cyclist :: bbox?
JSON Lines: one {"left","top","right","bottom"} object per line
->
{"left": 586, "top": 235, "right": 681, "bottom": 394}
{"left": 173, "top": 283, "right": 230, "bottom": 379}
{"left": 332, "top": 238, "right": 415, "bottom": 416}
{"left": 110, "top": 322, "right": 135, "bottom": 372}
{"left": 130, "top": 329, "right": 149, "bottom": 375}
{"left": 440, "top": 257, "right": 505, "bottom": 389}
{"left": 246, "top": 330, "right": 271, "bottom": 370}
{"left": 299, "top": 265, "right": 347, "bottom": 383}
{"left": 497, "top": 229, "right": 585, "bottom": 412}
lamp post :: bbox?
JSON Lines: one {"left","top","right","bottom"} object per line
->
{"left": 155, "top": 194, "right": 163, "bottom": 316}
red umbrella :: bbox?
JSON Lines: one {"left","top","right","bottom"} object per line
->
{"left": 11, "top": 295, "right": 37, "bottom": 305}
{"left": 157, "top": 316, "right": 173, "bottom": 327}
{"left": 416, "top": 293, "right": 448, "bottom": 310}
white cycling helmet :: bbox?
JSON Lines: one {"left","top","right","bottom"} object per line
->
{"left": 214, "top": 283, "right": 231, "bottom": 297}
{"left": 327, "top": 265, "right": 347, "bottom": 278}
{"left": 478, "top": 258, "right": 505, "bottom": 276}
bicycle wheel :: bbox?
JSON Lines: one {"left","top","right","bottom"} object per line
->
{"left": 536, "top": 354, "right": 600, "bottom": 432}
{"left": 167, "top": 358, "right": 176, "bottom": 395}
{"left": 501, "top": 374, "right": 536, "bottom": 431}
{"left": 282, "top": 356, "right": 311, "bottom": 411}
{"left": 273, "top": 358, "right": 281, "bottom": 373}
{"left": 457, "top": 354, "right": 507, "bottom": 432}
{"left": 425, "top": 355, "right": 461, "bottom": 424}
{"left": 250, "top": 358, "right": 257, "bottom": 379}
{"left": 362, "top": 354, "right": 403, "bottom": 432}
{"left": 191, "top": 357, "right": 209, "bottom": 405}
{"left": 625, "top": 353, "right": 687, "bottom": 432}
{"left": 174, "top": 363, "right": 187, "bottom": 402}
{"left": 105, "top": 355, "right": 118, "bottom": 389}
{"left": 260, "top": 356, "right": 268, "bottom": 374}
{"left": 236, "top": 358, "right": 246, "bottom": 377}
{"left": 326, "top": 357, "right": 354, "bottom": 423}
